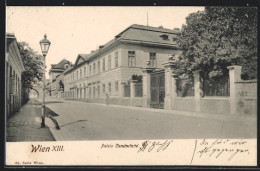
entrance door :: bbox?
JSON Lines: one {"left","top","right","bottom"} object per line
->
{"left": 150, "top": 72, "right": 165, "bottom": 109}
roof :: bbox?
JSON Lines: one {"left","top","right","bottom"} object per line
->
{"left": 51, "top": 59, "right": 71, "bottom": 70}
{"left": 117, "top": 24, "right": 181, "bottom": 36}
{"left": 78, "top": 54, "right": 91, "bottom": 60}
{"left": 117, "top": 25, "right": 179, "bottom": 46}
{"left": 73, "top": 53, "right": 91, "bottom": 67}
{"left": 86, "top": 24, "right": 179, "bottom": 61}
{"left": 64, "top": 24, "right": 180, "bottom": 75}
{"left": 6, "top": 33, "right": 25, "bottom": 72}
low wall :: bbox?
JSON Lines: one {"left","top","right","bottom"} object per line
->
{"left": 235, "top": 80, "right": 257, "bottom": 116}
{"left": 173, "top": 97, "right": 230, "bottom": 114}
{"left": 131, "top": 97, "right": 143, "bottom": 107}
{"left": 173, "top": 97, "right": 195, "bottom": 112}
{"left": 200, "top": 97, "right": 230, "bottom": 115}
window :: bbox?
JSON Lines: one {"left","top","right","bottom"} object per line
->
{"left": 73, "top": 73, "right": 74, "bottom": 81}
{"left": 89, "top": 87, "right": 91, "bottom": 98}
{"left": 98, "top": 61, "right": 100, "bottom": 74}
{"left": 128, "top": 51, "right": 136, "bottom": 67}
{"left": 108, "top": 55, "right": 111, "bottom": 70}
{"left": 89, "top": 65, "right": 91, "bottom": 76}
{"left": 160, "top": 34, "right": 169, "bottom": 40}
{"left": 80, "top": 69, "right": 82, "bottom": 79}
{"left": 102, "top": 84, "right": 105, "bottom": 93}
{"left": 93, "top": 63, "right": 96, "bottom": 75}
{"left": 115, "top": 52, "right": 118, "bottom": 67}
{"left": 150, "top": 53, "right": 157, "bottom": 68}
{"left": 115, "top": 81, "right": 118, "bottom": 91}
{"left": 9, "top": 66, "right": 12, "bottom": 94}
{"left": 97, "top": 85, "right": 100, "bottom": 97}
{"left": 93, "top": 86, "right": 95, "bottom": 98}
{"left": 84, "top": 67, "right": 86, "bottom": 77}
{"left": 16, "top": 74, "right": 17, "bottom": 94}
{"left": 108, "top": 82, "right": 111, "bottom": 92}
{"left": 76, "top": 71, "right": 78, "bottom": 80}
{"left": 102, "top": 58, "right": 105, "bottom": 72}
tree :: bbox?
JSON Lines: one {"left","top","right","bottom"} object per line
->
{"left": 18, "top": 42, "right": 44, "bottom": 104}
{"left": 176, "top": 7, "right": 257, "bottom": 82}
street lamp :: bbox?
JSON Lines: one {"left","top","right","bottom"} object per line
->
{"left": 39, "top": 34, "right": 51, "bottom": 127}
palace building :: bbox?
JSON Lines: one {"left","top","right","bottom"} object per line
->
{"left": 62, "top": 24, "right": 181, "bottom": 108}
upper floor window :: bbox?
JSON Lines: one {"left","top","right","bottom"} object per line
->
{"left": 150, "top": 53, "right": 157, "bottom": 68}
{"left": 115, "top": 52, "right": 118, "bottom": 68}
{"left": 160, "top": 34, "right": 169, "bottom": 40}
{"left": 84, "top": 67, "right": 86, "bottom": 77}
{"left": 102, "top": 58, "right": 105, "bottom": 72}
{"left": 76, "top": 71, "right": 78, "bottom": 80}
{"left": 128, "top": 51, "right": 136, "bottom": 67}
{"left": 108, "top": 55, "right": 111, "bottom": 70}
{"left": 80, "top": 69, "right": 82, "bottom": 79}
{"left": 98, "top": 61, "right": 100, "bottom": 74}
{"left": 89, "top": 65, "right": 92, "bottom": 76}
{"left": 93, "top": 63, "right": 96, "bottom": 75}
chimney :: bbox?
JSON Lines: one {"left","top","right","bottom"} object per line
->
{"left": 159, "top": 26, "right": 163, "bottom": 29}
{"left": 99, "top": 45, "right": 104, "bottom": 49}
{"left": 91, "top": 50, "right": 95, "bottom": 53}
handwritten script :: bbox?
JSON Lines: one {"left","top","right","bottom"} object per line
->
{"left": 191, "top": 139, "right": 250, "bottom": 164}
{"left": 137, "top": 140, "right": 173, "bottom": 153}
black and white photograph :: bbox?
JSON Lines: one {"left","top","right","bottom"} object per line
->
{"left": 5, "top": 6, "right": 257, "bottom": 166}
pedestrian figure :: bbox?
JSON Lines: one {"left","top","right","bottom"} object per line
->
{"left": 106, "top": 93, "right": 109, "bottom": 105}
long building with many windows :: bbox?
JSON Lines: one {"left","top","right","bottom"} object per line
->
{"left": 63, "top": 24, "right": 181, "bottom": 106}
{"left": 6, "top": 33, "right": 25, "bottom": 116}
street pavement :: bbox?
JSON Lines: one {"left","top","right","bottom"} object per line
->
{"left": 6, "top": 100, "right": 55, "bottom": 142}
{"left": 44, "top": 99, "right": 257, "bottom": 140}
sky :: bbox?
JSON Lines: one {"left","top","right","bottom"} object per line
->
{"left": 6, "top": 6, "right": 204, "bottom": 78}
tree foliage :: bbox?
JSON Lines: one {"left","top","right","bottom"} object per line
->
{"left": 176, "top": 7, "right": 257, "bottom": 82}
{"left": 18, "top": 42, "right": 44, "bottom": 103}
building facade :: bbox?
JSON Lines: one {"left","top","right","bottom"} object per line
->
{"left": 63, "top": 24, "right": 181, "bottom": 106}
{"left": 6, "top": 33, "right": 25, "bottom": 116}
{"left": 47, "top": 59, "right": 72, "bottom": 97}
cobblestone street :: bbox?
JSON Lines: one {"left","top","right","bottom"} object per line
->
{"left": 6, "top": 100, "right": 55, "bottom": 142}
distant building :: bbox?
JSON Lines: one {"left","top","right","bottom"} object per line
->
{"left": 6, "top": 33, "right": 25, "bottom": 116}
{"left": 47, "top": 59, "right": 72, "bottom": 97}
{"left": 63, "top": 24, "right": 181, "bottom": 107}
{"left": 49, "top": 59, "right": 72, "bottom": 82}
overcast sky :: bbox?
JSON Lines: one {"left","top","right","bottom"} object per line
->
{"left": 6, "top": 6, "right": 204, "bottom": 78}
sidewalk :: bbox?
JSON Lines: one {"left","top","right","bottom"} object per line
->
{"left": 6, "top": 100, "right": 55, "bottom": 142}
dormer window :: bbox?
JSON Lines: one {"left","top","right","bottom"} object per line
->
{"left": 64, "top": 64, "right": 69, "bottom": 69}
{"left": 160, "top": 34, "right": 169, "bottom": 40}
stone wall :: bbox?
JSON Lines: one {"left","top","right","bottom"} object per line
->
{"left": 235, "top": 80, "right": 257, "bottom": 116}
{"left": 162, "top": 63, "right": 257, "bottom": 116}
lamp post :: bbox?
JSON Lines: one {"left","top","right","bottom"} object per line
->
{"left": 39, "top": 34, "right": 51, "bottom": 128}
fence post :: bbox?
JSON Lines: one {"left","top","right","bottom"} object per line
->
{"left": 163, "top": 61, "right": 176, "bottom": 110}
{"left": 227, "top": 65, "right": 242, "bottom": 115}
{"left": 193, "top": 70, "right": 202, "bottom": 113}
{"left": 142, "top": 68, "right": 154, "bottom": 107}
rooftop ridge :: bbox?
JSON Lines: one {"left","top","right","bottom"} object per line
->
{"left": 130, "top": 24, "right": 180, "bottom": 33}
